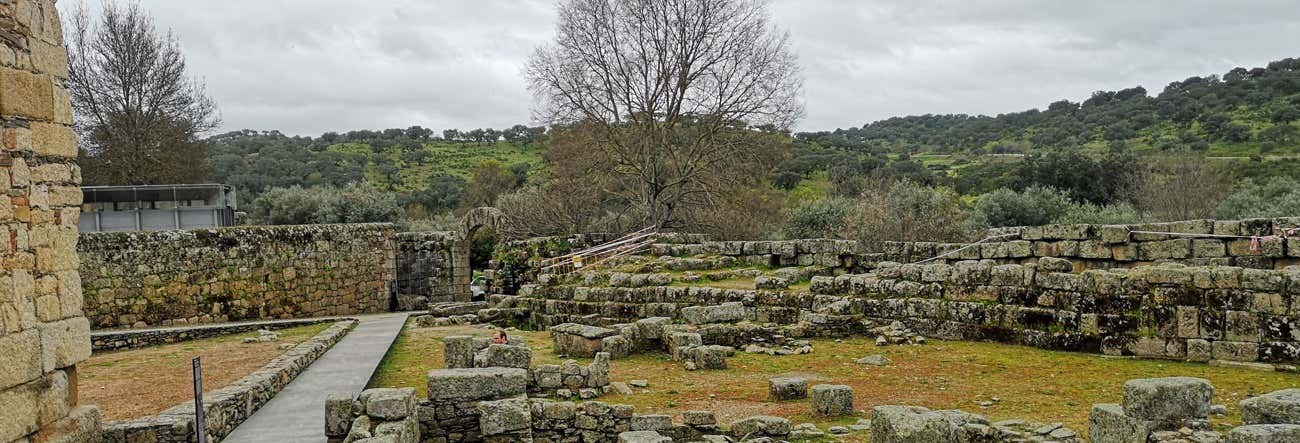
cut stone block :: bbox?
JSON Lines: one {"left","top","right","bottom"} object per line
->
{"left": 551, "top": 323, "right": 619, "bottom": 358}
{"left": 680, "top": 302, "right": 745, "bottom": 325}
{"left": 768, "top": 377, "right": 808, "bottom": 401}
{"left": 473, "top": 344, "right": 531, "bottom": 369}
{"left": 426, "top": 368, "right": 528, "bottom": 401}
{"left": 1088, "top": 403, "right": 1153, "bottom": 443}
{"left": 1226, "top": 424, "right": 1300, "bottom": 442}
{"left": 811, "top": 384, "right": 854, "bottom": 416}
{"left": 1121, "top": 377, "right": 1213, "bottom": 423}
{"left": 477, "top": 397, "right": 531, "bottom": 436}
{"left": 618, "top": 430, "right": 672, "bottom": 443}
{"left": 1242, "top": 389, "right": 1300, "bottom": 425}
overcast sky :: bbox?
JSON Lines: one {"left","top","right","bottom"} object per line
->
{"left": 68, "top": 0, "right": 1300, "bottom": 137}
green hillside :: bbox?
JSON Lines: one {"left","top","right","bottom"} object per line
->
{"left": 208, "top": 129, "right": 542, "bottom": 207}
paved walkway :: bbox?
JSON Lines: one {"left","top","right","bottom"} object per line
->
{"left": 225, "top": 312, "right": 411, "bottom": 443}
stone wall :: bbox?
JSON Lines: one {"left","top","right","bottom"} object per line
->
{"left": 395, "top": 231, "right": 457, "bottom": 308}
{"left": 517, "top": 258, "right": 1300, "bottom": 366}
{"left": 643, "top": 217, "right": 1300, "bottom": 272}
{"left": 0, "top": 1, "right": 101, "bottom": 442}
{"left": 79, "top": 224, "right": 396, "bottom": 329}
{"left": 880, "top": 218, "right": 1300, "bottom": 270}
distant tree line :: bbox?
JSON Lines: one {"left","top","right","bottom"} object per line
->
{"left": 796, "top": 57, "right": 1300, "bottom": 154}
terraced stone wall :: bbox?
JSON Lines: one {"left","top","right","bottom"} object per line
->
{"left": 518, "top": 257, "right": 1300, "bottom": 366}
{"left": 640, "top": 218, "right": 1300, "bottom": 272}
{"left": 0, "top": 1, "right": 101, "bottom": 441}
{"left": 79, "top": 224, "right": 396, "bottom": 329}
{"left": 879, "top": 218, "right": 1300, "bottom": 269}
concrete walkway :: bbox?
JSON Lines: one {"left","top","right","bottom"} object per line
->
{"left": 225, "top": 312, "right": 411, "bottom": 443}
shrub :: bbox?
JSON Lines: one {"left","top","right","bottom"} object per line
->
{"left": 839, "top": 181, "right": 972, "bottom": 246}
{"left": 970, "top": 186, "right": 1072, "bottom": 228}
{"left": 781, "top": 197, "right": 854, "bottom": 239}
{"left": 1215, "top": 177, "right": 1300, "bottom": 219}
{"left": 252, "top": 183, "right": 401, "bottom": 225}
{"left": 1056, "top": 203, "right": 1148, "bottom": 225}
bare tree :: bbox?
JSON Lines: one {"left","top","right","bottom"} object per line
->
{"left": 66, "top": 1, "right": 220, "bottom": 185}
{"left": 1133, "top": 159, "right": 1231, "bottom": 222}
{"left": 526, "top": 0, "right": 803, "bottom": 229}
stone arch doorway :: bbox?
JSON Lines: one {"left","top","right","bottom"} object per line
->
{"left": 453, "top": 207, "right": 504, "bottom": 301}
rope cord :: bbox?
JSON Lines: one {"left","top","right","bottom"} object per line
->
{"left": 910, "top": 233, "right": 1022, "bottom": 265}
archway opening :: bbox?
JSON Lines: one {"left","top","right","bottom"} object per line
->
{"left": 467, "top": 227, "right": 498, "bottom": 301}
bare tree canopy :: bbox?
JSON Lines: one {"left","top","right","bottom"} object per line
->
{"left": 66, "top": 1, "right": 220, "bottom": 185}
{"left": 526, "top": 0, "right": 803, "bottom": 229}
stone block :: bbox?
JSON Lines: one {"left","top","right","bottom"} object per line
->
{"left": 37, "top": 317, "right": 90, "bottom": 371}
{"left": 29, "top": 122, "right": 75, "bottom": 158}
{"left": 1137, "top": 239, "right": 1191, "bottom": 261}
{"left": 1227, "top": 424, "right": 1300, "bottom": 442}
{"left": 768, "top": 377, "right": 807, "bottom": 401}
{"left": 680, "top": 302, "right": 745, "bottom": 325}
{"left": 1088, "top": 403, "right": 1153, "bottom": 443}
{"left": 426, "top": 367, "right": 528, "bottom": 401}
{"left": 729, "top": 415, "right": 791, "bottom": 438}
{"left": 477, "top": 397, "right": 531, "bottom": 436}
{"left": 601, "top": 335, "right": 632, "bottom": 359}
{"left": 1241, "top": 389, "right": 1300, "bottom": 425}
{"left": 365, "top": 388, "right": 417, "bottom": 420}
{"left": 618, "top": 430, "right": 672, "bottom": 443}
{"left": 630, "top": 414, "right": 673, "bottom": 431}
{"left": 1101, "top": 225, "right": 1131, "bottom": 244}
{"left": 474, "top": 344, "right": 531, "bottom": 369}
{"left": 0, "top": 66, "right": 55, "bottom": 120}
{"left": 0, "top": 382, "right": 38, "bottom": 442}
{"left": 325, "top": 393, "right": 353, "bottom": 437}
{"left": 1212, "top": 341, "right": 1260, "bottom": 362}
{"left": 551, "top": 323, "right": 619, "bottom": 358}
{"left": 811, "top": 384, "right": 854, "bottom": 416}
{"left": 870, "top": 405, "right": 986, "bottom": 443}
{"left": 32, "top": 405, "right": 99, "bottom": 443}
{"left": 443, "top": 335, "right": 480, "bottom": 368}
{"left": 687, "top": 345, "right": 731, "bottom": 370}
{"left": 1121, "top": 377, "right": 1213, "bottom": 423}
{"left": 682, "top": 410, "right": 716, "bottom": 427}
{"left": 0, "top": 329, "right": 41, "bottom": 391}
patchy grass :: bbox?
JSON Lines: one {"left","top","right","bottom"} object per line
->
{"left": 80, "top": 323, "right": 330, "bottom": 422}
{"left": 368, "top": 323, "right": 562, "bottom": 396}
{"left": 372, "top": 325, "right": 1296, "bottom": 438}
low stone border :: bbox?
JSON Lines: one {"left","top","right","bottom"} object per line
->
{"left": 101, "top": 319, "right": 358, "bottom": 443}
{"left": 91, "top": 317, "right": 343, "bottom": 352}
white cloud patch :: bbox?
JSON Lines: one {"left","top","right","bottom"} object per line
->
{"left": 67, "top": 0, "right": 1300, "bottom": 135}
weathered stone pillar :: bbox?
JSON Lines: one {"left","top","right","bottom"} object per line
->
{"left": 0, "top": 0, "right": 100, "bottom": 442}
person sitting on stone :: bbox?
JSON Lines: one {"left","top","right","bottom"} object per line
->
{"left": 492, "top": 329, "right": 509, "bottom": 345}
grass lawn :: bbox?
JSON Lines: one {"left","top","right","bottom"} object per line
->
{"left": 80, "top": 323, "right": 331, "bottom": 422}
{"left": 372, "top": 323, "right": 1298, "bottom": 440}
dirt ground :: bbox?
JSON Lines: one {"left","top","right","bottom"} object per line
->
{"left": 79, "top": 324, "right": 330, "bottom": 422}
{"left": 372, "top": 322, "right": 1300, "bottom": 440}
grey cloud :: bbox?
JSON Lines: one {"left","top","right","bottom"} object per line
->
{"left": 68, "top": 0, "right": 1300, "bottom": 135}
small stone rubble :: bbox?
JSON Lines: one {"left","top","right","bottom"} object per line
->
{"left": 872, "top": 320, "right": 926, "bottom": 346}
{"left": 241, "top": 329, "right": 279, "bottom": 343}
